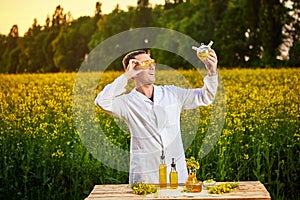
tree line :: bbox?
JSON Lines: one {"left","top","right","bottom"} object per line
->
{"left": 0, "top": 0, "right": 299, "bottom": 73}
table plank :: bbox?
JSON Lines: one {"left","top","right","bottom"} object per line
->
{"left": 85, "top": 181, "right": 271, "bottom": 200}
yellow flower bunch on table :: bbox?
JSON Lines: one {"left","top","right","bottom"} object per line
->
{"left": 185, "top": 156, "right": 200, "bottom": 170}
{"left": 184, "top": 157, "right": 202, "bottom": 193}
{"left": 131, "top": 181, "right": 157, "bottom": 195}
{"left": 208, "top": 182, "right": 239, "bottom": 194}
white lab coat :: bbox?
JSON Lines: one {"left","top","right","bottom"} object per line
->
{"left": 95, "top": 74, "right": 218, "bottom": 184}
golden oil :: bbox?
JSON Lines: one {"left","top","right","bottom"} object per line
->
{"left": 192, "top": 41, "right": 214, "bottom": 61}
{"left": 159, "top": 163, "right": 167, "bottom": 188}
{"left": 169, "top": 158, "right": 178, "bottom": 189}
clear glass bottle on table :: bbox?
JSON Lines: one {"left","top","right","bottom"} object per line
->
{"left": 159, "top": 151, "right": 167, "bottom": 188}
{"left": 169, "top": 158, "right": 178, "bottom": 189}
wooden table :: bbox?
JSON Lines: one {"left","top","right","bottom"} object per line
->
{"left": 85, "top": 181, "right": 271, "bottom": 200}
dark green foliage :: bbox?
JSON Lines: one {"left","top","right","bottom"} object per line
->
{"left": 0, "top": 0, "right": 299, "bottom": 71}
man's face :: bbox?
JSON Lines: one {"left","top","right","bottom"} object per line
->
{"left": 134, "top": 53, "right": 156, "bottom": 85}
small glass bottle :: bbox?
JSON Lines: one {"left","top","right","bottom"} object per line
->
{"left": 159, "top": 151, "right": 167, "bottom": 188}
{"left": 170, "top": 158, "right": 178, "bottom": 189}
{"left": 192, "top": 41, "right": 214, "bottom": 61}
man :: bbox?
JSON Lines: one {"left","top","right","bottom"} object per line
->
{"left": 95, "top": 49, "right": 218, "bottom": 184}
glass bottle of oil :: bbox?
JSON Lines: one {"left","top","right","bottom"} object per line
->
{"left": 159, "top": 151, "right": 167, "bottom": 188}
{"left": 192, "top": 41, "right": 214, "bottom": 61}
{"left": 169, "top": 158, "right": 178, "bottom": 189}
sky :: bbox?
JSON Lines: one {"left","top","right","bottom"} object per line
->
{"left": 0, "top": 0, "right": 165, "bottom": 36}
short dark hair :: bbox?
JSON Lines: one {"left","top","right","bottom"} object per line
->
{"left": 122, "top": 50, "right": 147, "bottom": 71}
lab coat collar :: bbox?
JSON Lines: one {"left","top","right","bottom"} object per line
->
{"left": 131, "top": 84, "right": 161, "bottom": 104}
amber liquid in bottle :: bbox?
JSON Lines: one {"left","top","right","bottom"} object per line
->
{"left": 193, "top": 41, "right": 213, "bottom": 61}
{"left": 197, "top": 51, "right": 209, "bottom": 61}
{"left": 169, "top": 158, "right": 178, "bottom": 189}
{"left": 159, "top": 163, "right": 167, "bottom": 188}
{"left": 159, "top": 151, "right": 167, "bottom": 188}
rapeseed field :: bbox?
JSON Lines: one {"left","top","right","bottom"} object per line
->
{"left": 0, "top": 69, "right": 299, "bottom": 199}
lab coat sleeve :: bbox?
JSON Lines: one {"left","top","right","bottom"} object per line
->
{"left": 181, "top": 74, "right": 218, "bottom": 109}
{"left": 202, "top": 74, "right": 219, "bottom": 104}
{"left": 94, "top": 74, "right": 128, "bottom": 115}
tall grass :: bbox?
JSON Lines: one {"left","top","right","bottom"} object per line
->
{"left": 0, "top": 69, "right": 299, "bottom": 199}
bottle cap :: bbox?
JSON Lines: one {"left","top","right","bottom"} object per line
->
{"left": 171, "top": 158, "right": 176, "bottom": 167}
